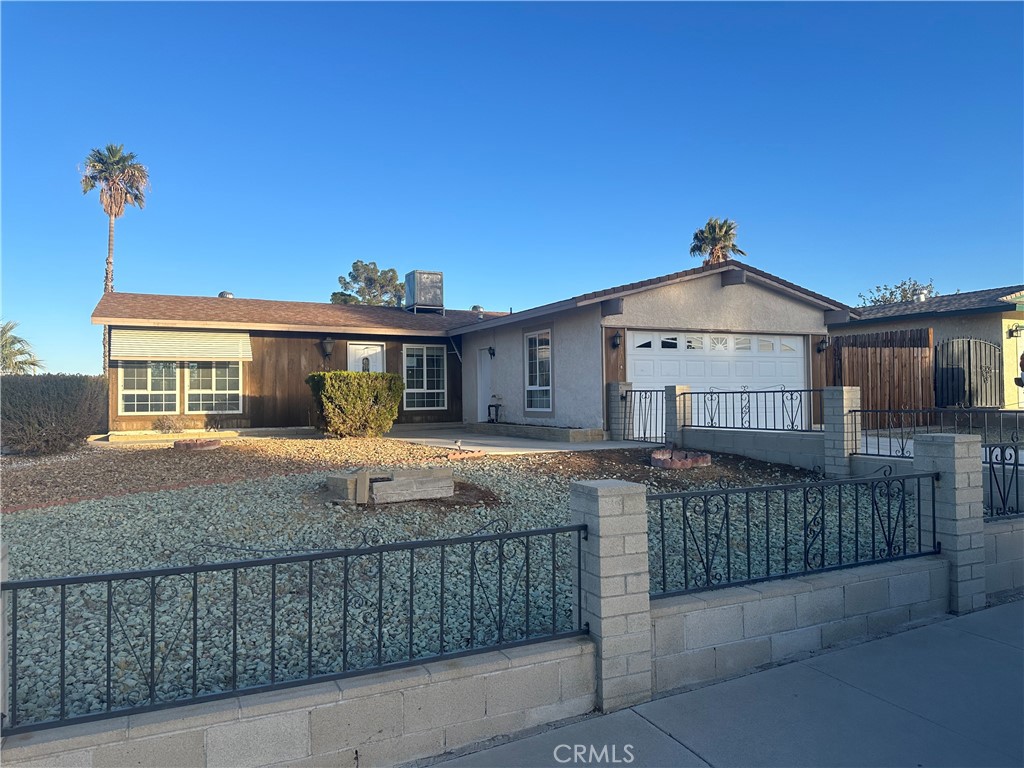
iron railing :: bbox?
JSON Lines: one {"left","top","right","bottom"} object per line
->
{"left": 984, "top": 442, "right": 1021, "bottom": 518}
{"left": 0, "top": 524, "right": 587, "bottom": 735}
{"left": 649, "top": 472, "right": 939, "bottom": 598}
{"left": 623, "top": 389, "right": 666, "bottom": 443}
{"left": 851, "top": 408, "right": 1023, "bottom": 458}
{"left": 678, "top": 388, "right": 823, "bottom": 432}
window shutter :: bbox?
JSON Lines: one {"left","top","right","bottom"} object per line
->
{"left": 110, "top": 330, "right": 253, "bottom": 361}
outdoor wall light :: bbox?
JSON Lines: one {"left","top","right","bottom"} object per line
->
{"left": 611, "top": 331, "right": 623, "bottom": 349}
{"left": 1008, "top": 324, "right": 1023, "bottom": 339}
{"left": 816, "top": 337, "right": 831, "bottom": 354}
{"left": 488, "top": 346, "right": 496, "bottom": 359}
{"left": 320, "top": 337, "right": 336, "bottom": 360}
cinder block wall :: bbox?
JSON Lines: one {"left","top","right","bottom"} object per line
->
{"left": 650, "top": 557, "right": 949, "bottom": 694}
{"left": 985, "top": 517, "right": 1024, "bottom": 596}
{"left": 0, "top": 639, "right": 596, "bottom": 768}
{"left": 679, "top": 429, "right": 826, "bottom": 471}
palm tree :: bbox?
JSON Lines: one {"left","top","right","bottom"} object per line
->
{"left": 80, "top": 144, "right": 149, "bottom": 370}
{"left": 1, "top": 321, "right": 44, "bottom": 374}
{"left": 689, "top": 217, "right": 747, "bottom": 265}
{"left": 81, "top": 144, "right": 150, "bottom": 293}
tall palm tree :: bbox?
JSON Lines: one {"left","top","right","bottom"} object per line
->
{"left": 1, "top": 321, "right": 45, "bottom": 374}
{"left": 689, "top": 217, "right": 747, "bottom": 265}
{"left": 80, "top": 144, "right": 149, "bottom": 370}
{"left": 81, "top": 144, "right": 150, "bottom": 293}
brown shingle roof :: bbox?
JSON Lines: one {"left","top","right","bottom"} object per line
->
{"left": 853, "top": 285, "right": 1024, "bottom": 321}
{"left": 92, "top": 293, "right": 500, "bottom": 336}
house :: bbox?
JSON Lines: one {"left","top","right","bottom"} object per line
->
{"left": 91, "top": 262, "right": 854, "bottom": 436}
{"left": 827, "top": 285, "right": 1024, "bottom": 409}
{"left": 91, "top": 275, "right": 496, "bottom": 432}
{"left": 450, "top": 260, "right": 850, "bottom": 434}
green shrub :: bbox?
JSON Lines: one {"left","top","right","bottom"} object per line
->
{"left": 306, "top": 371, "right": 404, "bottom": 438}
{"left": 1, "top": 374, "right": 108, "bottom": 455}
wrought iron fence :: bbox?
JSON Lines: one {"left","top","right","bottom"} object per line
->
{"left": 677, "top": 388, "right": 823, "bottom": 432}
{"left": 648, "top": 471, "right": 939, "bottom": 598}
{"left": 984, "top": 442, "right": 1021, "bottom": 518}
{"left": 0, "top": 524, "right": 587, "bottom": 735}
{"left": 851, "top": 408, "right": 1023, "bottom": 458}
{"left": 623, "top": 389, "right": 666, "bottom": 443}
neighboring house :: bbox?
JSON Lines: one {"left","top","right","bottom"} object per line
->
{"left": 91, "top": 287, "right": 495, "bottom": 432}
{"left": 828, "top": 285, "right": 1024, "bottom": 409}
{"left": 450, "top": 260, "right": 851, "bottom": 432}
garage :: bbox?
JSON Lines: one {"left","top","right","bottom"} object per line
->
{"left": 625, "top": 330, "right": 810, "bottom": 435}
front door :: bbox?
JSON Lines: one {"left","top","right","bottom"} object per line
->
{"left": 348, "top": 343, "right": 385, "bottom": 373}
{"left": 477, "top": 348, "right": 493, "bottom": 421}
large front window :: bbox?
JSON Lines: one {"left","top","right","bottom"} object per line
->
{"left": 404, "top": 345, "right": 446, "bottom": 409}
{"left": 120, "top": 362, "right": 178, "bottom": 414}
{"left": 186, "top": 362, "right": 242, "bottom": 413}
{"left": 525, "top": 330, "right": 552, "bottom": 411}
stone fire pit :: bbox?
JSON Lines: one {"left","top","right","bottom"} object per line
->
{"left": 327, "top": 467, "right": 454, "bottom": 505}
{"left": 651, "top": 448, "right": 711, "bottom": 470}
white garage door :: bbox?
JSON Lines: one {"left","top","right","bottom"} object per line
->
{"left": 625, "top": 331, "right": 809, "bottom": 434}
{"left": 627, "top": 331, "right": 807, "bottom": 390}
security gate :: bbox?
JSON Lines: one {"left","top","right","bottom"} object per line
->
{"left": 935, "top": 338, "right": 1002, "bottom": 408}
{"left": 623, "top": 389, "right": 665, "bottom": 442}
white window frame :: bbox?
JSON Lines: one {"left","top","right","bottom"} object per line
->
{"left": 117, "top": 361, "right": 180, "bottom": 416}
{"left": 403, "top": 344, "right": 447, "bottom": 410}
{"left": 184, "top": 361, "right": 244, "bottom": 415}
{"left": 524, "top": 329, "right": 552, "bottom": 412}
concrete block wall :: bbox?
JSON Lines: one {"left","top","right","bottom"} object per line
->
{"left": 0, "top": 639, "right": 596, "bottom": 768}
{"left": 985, "top": 517, "right": 1024, "bottom": 596}
{"left": 679, "top": 428, "right": 825, "bottom": 471}
{"left": 650, "top": 557, "right": 949, "bottom": 694}
{"left": 822, "top": 387, "right": 861, "bottom": 478}
{"left": 606, "top": 382, "right": 630, "bottom": 441}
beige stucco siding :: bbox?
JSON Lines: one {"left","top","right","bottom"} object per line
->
{"left": 1003, "top": 317, "right": 1024, "bottom": 409}
{"left": 615, "top": 278, "right": 830, "bottom": 334}
{"left": 461, "top": 305, "right": 605, "bottom": 429}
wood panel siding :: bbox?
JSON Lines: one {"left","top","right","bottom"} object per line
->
{"left": 106, "top": 330, "right": 463, "bottom": 432}
{"left": 603, "top": 327, "right": 626, "bottom": 386}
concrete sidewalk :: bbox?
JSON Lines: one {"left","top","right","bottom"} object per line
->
{"left": 428, "top": 600, "right": 1023, "bottom": 768}
{"left": 386, "top": 425, "right": 647, "bottom": 455}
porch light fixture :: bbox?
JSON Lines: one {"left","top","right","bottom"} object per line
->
{"left": 611, "top": 331, "right": 622, "bottom": 349}
{"left": 816, "top": 337, "right": 831, "bottom": 354}
{"left": 1009, "top": 324, "right": 1023, "bottom": 339}
{"left": 488, "top": 346, "right": 496, "bottom": 359}
{"left": 320, "top": 337, "right": 336, "bottom": 361}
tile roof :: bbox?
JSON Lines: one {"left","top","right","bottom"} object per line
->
{"left": 92, "top": 293, "right": 501, "bottom": 336}
{"left": 854, "top": 285, "right": 1024, "bottom": 321}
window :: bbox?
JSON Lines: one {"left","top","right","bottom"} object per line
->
{"left": 660, "top": 335, "right": 679, "bottom": 349}
{"left": 404, "top": 345, "right": 446, "bottom": 409}
{"left": 734, "top": 336, "right": 752, "bottom": 351}
{"left": 634, "top": 333, "right": 653, "bottom": 349}
{"left": 780, "top": 338, "right": 798, "bottom": 353}
{"left": 120, "top": 362, "right": 178, "bottom": 414}
{"left": 525, "top": 330, "right": 552, "bottom": 411}
{"left": 186, "top": 362, "right": 242, "bottom": 413}
{"left": 710, "top": 335, "right": 729, "bottom": 352}
{"left": 685, "top": 335, "right": 704, "bottom": 350}
{"left": 757, "top": 337, "right": 776, "bottom": 352}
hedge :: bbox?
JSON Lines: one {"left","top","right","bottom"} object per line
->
{"left": 1, "top": 374, "right": 108, "bottom": 455}
{"left": 306, "top": 371, "right": 404, "bottom": 438}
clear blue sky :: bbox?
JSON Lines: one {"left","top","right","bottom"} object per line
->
{"left": 2, "top": 2, "right": 1022, "bottom": 374}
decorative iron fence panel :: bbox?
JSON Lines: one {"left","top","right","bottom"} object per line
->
{"left": 648, "top": 472, "right": 939, "bottom": 598}
{"left": 623, "top": 389, "right": 666, "bottom": 443}
{"left": 935, "top": 337, "right": 1003, "bottom": 408}
{"left": 1, "top": 525, "right": 587, "bottom": 735}
{"left": 678, "top": 388, "right": 823, "bottom": 432}
{"left": 984, "top": 442, "right": 1021, "bottom": 518}
{"left": 851, "top": 408, "right": 1023, "bottom": 458}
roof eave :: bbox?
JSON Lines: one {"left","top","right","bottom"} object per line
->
{"left": 827, "top": 303, "right": 1017, "bottom": 329}
{"left": 91, "top": 316, "right": 451, "bottom": 337}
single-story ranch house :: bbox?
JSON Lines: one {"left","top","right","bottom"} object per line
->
{"left": 92, "top": 262, "right": 853, "bottom": 434}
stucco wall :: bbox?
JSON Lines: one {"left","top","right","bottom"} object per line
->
{"left": 461, "top": 305, "right": 605, "bottom": 429}
{"left": 1001, "top": 318, "right": 1024, "bottom": 410}
{"left": 616, "top": 277, "right": 830, "bottom": 335}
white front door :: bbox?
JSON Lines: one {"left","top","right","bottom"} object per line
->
{"left": 348, "top": 343, "right": 385, "bottom": 373}
{"left": 477, "top": 348, "right": 492, "bottom": 422}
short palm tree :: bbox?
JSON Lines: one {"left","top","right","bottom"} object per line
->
{"left": 689, "top": 217, "right": 747, "bottom": 265}
{"left": 1, "top": 321, "right": 44, "bottom": 374}
{"left": 80, "top": 144, "right": 150, "bottom": 294}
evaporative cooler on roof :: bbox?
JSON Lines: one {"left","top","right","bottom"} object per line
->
{"left": 405, "top": 270, "right": 444, "bottom": 313}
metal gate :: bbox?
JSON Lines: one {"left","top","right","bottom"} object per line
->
{"left": 623, "top": 389, "right": 665, "bottom": 442}
{"left": 934, "top": 338, "right": 1003, "bottom": 408}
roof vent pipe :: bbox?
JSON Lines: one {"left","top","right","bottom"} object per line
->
{"left": 915, "top": 290, "right": 928, "bottom": 302}
{"left": 218, "top": 291, "right": 234, "bottom": 299}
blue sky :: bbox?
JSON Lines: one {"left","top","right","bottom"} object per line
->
{"left": 2, "top": 1, "right": 1022, "bottom": 374}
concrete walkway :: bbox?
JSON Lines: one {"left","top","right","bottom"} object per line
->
{"left": 429, "top": 600, "right": 1023, "bottom": 767}
{"left": 386, "top": 425, "right": 648, "bottom": 455}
